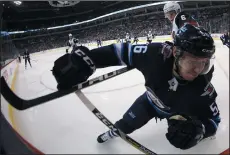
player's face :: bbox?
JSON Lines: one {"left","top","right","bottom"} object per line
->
{"left": 178, "top": 52, "right": 209, "bottom": 81}
{"left": 165, "top": 11, "right": 176, "bottom": 22}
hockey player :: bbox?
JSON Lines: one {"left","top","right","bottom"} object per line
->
{"left": 125, "top": 33, "right": 131, "bottom": 43}
{"left": 147, "top": 30, "right": 153, "bottom": 44}
{"left": 220, "top": 31, "right": 230, "bottom": 48}
{"left": 132, "top": 36, "right": 139, "bottom": 44}
{"left": 18, "top": 54, "right": 21, "bottom": 63}
{"left": 163, "top": 1, "right": 199, "bottom": 39}
{"left": 96, "top": 38, "right": 102, "bottom": 47}
{"left": 66, "top": 33, "right": 80, "bottom": 53}
{"left": 117, "top": 37, "right": 122, "bottom": 43}
{"left": 52, "top": 24, "right": 220, "bottom": 150}
{"left": 23, "top": 49, "right": 32, "bottom": 69}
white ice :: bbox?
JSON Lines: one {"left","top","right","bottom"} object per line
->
{"left": 10, "top": 41, "right": 229, "bottom": 154}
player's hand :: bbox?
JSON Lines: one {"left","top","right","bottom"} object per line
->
{"left": 52, "top": 46, "right": 96, "bottom": 90}
{"left": 165, "top": 113, "right": 205, "bottom": 150}
{"left": 66, "top": 49, "right": 68, "bottom": 53}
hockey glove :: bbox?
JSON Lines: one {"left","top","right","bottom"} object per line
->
{"left": 66, "top": 49, "right": 68, "bottom": 53}
{"left": 52, "top": 46, "right": 96, "bottom": 90}
{"left": 165, "top": 113, "right": 205, "bottom": 150}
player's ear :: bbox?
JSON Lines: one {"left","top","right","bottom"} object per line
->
{"left": 172, "top": 46, "right": 177, "bottom": 57}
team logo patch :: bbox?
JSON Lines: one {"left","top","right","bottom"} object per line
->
{"left": 168, "top": 77, "right": 179, "bottom": 91}
{"left": 201, "top": 82, "right": 215, "bottom": 97}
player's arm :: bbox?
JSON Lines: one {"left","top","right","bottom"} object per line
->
{"left": 52, "top": 42, "right": 172, "bottom": 90}
{"left": 202, "top": 104, "right": 220, "bottom": 138}
{"left": 84, "top": 43, "right": 152, "bottom": 70}
{"left": 197, "top": 90, "right": 221, "bottom": 139}
{"left": 85, "top": 43, "right": 127, "bottom": 68}
{"left": 166, "top": 85, "right": 220, "bottom": 150}
{"left": 86, "top": 42, "right": 169, "bottom": 72}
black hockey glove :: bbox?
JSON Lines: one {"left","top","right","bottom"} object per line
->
{"left": 166, "top": 113, "right": 205, "bottom": 150}
{"left": 66, "top": 49, "right": 68, "bottom": 53}
{"left": 52, "top": 46, "right": 96, "bottom": 90}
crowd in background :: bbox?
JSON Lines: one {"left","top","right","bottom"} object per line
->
{"left": 1, "top": 7, "right": 229, "bottom": 66}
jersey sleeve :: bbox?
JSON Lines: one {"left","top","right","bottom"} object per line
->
{"left": 87, "top": 43, "right": 161, "bottom": 72}
{"left": 195, "top": 82, "right": 221, "bottom": 138}
{"left": 113, "top": 43, "right": 160, "bottom": 72}
{"left": 201, "top": 100, "right": 221, "bottom": 138}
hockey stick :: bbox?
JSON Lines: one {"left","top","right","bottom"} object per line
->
{"left": 1, "top": 67, "right": 132, "bottom": 110}
{"left": 76, "top": 90, "right": 157, "bottom": 154}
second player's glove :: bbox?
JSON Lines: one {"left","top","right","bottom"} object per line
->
{"left": 165, "top": 113, "right": 205, "bottom": 150}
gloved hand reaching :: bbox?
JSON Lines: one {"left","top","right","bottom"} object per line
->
{"left": 52, "top": 46, "right": 96, "bottom": 90}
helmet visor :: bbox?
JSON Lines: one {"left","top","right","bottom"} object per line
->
{"left": 177, "top": 51, "right": 215, "bottom": 76}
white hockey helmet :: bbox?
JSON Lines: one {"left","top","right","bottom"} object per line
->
{"left": 69, "top": 33, "right": 72, "bottom": 37}
{"left": 163, "top": 1, "right": 181, "bottom": 14}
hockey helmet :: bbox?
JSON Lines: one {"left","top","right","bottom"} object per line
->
{"left": 174, "top": 24, "right": 215, "bottom": 58}
{"left": 163, "top": 1, "right": 181, "bottom": 14}
{"left": 174, "top": 24, "right": 215, "bottom": 75}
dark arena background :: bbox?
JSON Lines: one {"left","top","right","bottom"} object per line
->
{"left": 0, "top": 1, "right": 229, "bottom": 154}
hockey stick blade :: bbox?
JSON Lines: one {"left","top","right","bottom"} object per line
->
{"left": 76, "top": 91, "right": 157, "bottom": 154}
{"left": 1, "top": 67, "right": 132, "bottom": 110}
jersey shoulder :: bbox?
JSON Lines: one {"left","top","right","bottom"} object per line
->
{"left": 174, "top": 11, "right": 199, "bottom": 29}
